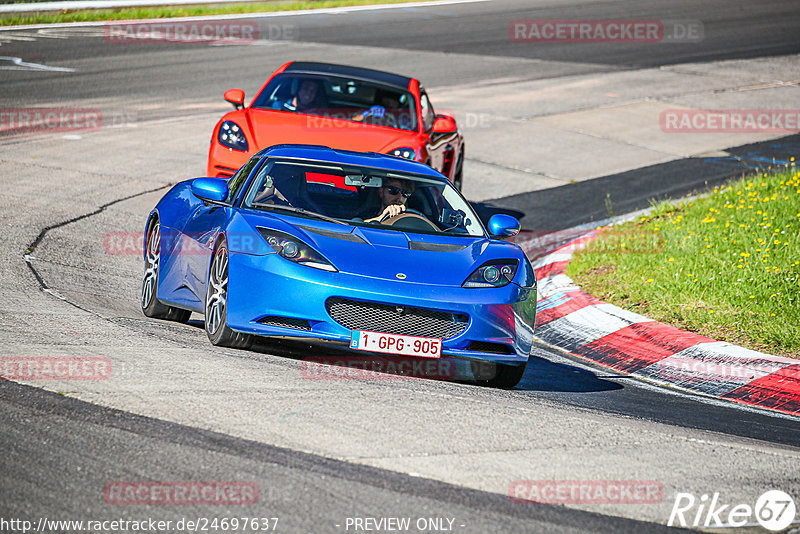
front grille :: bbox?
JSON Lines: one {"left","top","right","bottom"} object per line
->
{"left": 326, "top": 297, "right": 468, "bottom": 340}
{"left": 258, "top": 316, "right": 311, "bottom": 331}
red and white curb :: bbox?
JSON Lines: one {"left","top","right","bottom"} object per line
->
{"left": 521, "top": 230, "right": 800, "bottom": 417}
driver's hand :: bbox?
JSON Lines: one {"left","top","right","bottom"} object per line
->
{"left": 381, "top": 204, "right": 406, "bottom": 219}
{"left": 364, "top": 105, "right": 386, "bottom": 118}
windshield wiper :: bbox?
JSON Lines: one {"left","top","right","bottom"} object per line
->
{"left": 250, "top": 202, "right": 347, "bottom": 225}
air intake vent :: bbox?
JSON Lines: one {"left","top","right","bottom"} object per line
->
{"left": 466, "top": 341, "right": 515, "bottom": 355}
{"left": 408, "top": 241, "right": 467, "bottom": 252}
{"left": 326, "top": 297, "right": 468, "bottom": 340}
{"left": 258, "top": 316, "right": 311, "bottom": 331}
{"left": 298, "top": 225, "right": 366, "bottom": 243}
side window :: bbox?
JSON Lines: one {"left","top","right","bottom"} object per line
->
{"left": 227, "top": 157, "right": 260, "bottom": 203}
{"left": 420, "top": 91, "right": 435, "bottom": 132}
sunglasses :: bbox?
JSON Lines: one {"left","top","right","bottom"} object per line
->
{"left": 384, "top": 185, "right": 413, "bottom": 198}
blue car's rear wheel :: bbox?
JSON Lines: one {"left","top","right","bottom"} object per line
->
{"left": 471, "top": 360, "right": 527, "bottom": 389}
{"left": 205, "top": 239, "right": 252, "bottom": 349}
{"left": 141, "top": 218, "right": 190, "bottom": 323}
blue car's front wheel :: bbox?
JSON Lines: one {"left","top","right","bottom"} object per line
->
{"left": 205, "top": 239, "right": 252, "bottom": 349}
{"left": 471, "top": 360, "right": 527, "bottom": 389}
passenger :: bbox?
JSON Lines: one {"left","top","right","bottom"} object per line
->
{"left": 352, "top": 90, "right": 411, "bottom": 129}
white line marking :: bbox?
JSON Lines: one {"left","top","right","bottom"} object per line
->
{"left": 0, "top": 56, "right": 75, "bottom": 71}
{"left": 0, "top": 0, "right": 489, "bottom": 31}
{"left": 0, "top": 34, "right": 37, "bottom": 41}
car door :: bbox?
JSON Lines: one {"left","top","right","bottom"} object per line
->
{"left": 176, "top": 157, "right": 259, "bottom": 308}
{"left": 420, "top": 90, "right": 458, "bottom": 176}
{"left": 173, "top": 202, "right": 229, "bottom": 309}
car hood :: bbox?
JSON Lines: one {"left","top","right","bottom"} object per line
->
{"left": 239, "top": 108, "right": 417, "bottom": 153}
{"left": 235, "top": 212, "right": 520, "bottom": 287}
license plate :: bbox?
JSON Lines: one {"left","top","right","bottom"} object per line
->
{"left": 350, "top": 330, "right": 441, "bottom": 358}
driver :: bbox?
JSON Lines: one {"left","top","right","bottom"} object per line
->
{"left": 364, "top": 178, "right": 415, "bottom": 223}
{"left": 273, "top": 78, "right": 324, "bottom": 112}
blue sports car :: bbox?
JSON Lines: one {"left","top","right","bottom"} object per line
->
{"left": 141, "top": 145, "right": 537, "bottom": 387}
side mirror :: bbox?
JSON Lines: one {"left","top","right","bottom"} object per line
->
{"left": 224, "top": 88, "right": 245, "bottom": 110}
{"left": 432, "top": 114, "right": 457, "bottom": 133}
{"left": 487, "top": 214, "right": 520, "bottom": 238}
{"left": 191, "top": 178, "right": 228, "bottom": 204}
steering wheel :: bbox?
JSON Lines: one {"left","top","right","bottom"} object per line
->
{"left": 380, "top": 207, "right": 424, "bottom": 223}
{"left": 380, "top": 210, "right": 439, "bottom": 232}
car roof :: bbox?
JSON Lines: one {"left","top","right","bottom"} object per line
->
{"left": 256, "top": 145, "right": 447, "bottom": 181}
{"left": 283, "top": 61, "right": 414, "bottom": 91}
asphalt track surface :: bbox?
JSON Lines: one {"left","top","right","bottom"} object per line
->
{"left": 2, "top": 0, "right": 800, "bottom": 532}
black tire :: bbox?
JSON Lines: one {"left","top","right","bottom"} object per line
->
{"left": 204, "top": 239, "right": 252, "bottom": 349}
{"left": 471, "top": 360, "right": 527, "bottom": 389}
{"left": 453, "top": 146, "right": 464, "bottom": 191}
{"left": 141, "top": 217, "right": 191, "bottom": 323}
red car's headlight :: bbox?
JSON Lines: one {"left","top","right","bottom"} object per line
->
{"left": 219, "top": 120, "right": 248, "bottom": 152}
{"left": 388, "top": 147, "right": 416, "bottom": 160}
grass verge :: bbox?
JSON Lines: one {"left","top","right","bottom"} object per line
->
{"left": 0, "top": 0, "right": 421, "bottom": 26}
{"left": 566, "top": 165, "right": 800, "bottom": 358}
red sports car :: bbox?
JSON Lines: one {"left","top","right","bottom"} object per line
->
{"left": 207, "top": 61, "right": 465, "bottom": 189}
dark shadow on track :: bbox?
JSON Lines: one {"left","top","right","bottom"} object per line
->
{"left": 190, "top": 318, "right": 624, "bottom": 393}
{"left": 470, "top": 203, "right": 527, "bottom": 225}
{"left": 169, "top": 316, "right": 800, "bottom": 446}
{"left": 516, "top": 356, "right": 623, "bottom": 393}
{"left": 492, "top": 134, "right": 800, "bottom": 231}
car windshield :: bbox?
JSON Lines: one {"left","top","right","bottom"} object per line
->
{"left": 250, "top": 73, "right": 417, "bottom": 132}
{"left": 242, "top": 160, "right": 484, "bottom": 237}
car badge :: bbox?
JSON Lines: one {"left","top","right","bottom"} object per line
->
{"left": 396, "top": 273, "right": 407, "bottom": 280}
{"left": 395, "top": 306, "right": 406, "bottom": 315}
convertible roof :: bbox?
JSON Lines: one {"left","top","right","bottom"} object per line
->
{"left": 283, "top": 62, "right": 414, "bottom": 91}
{"left": 256, "top": 145, "right": 446, "bottom": 181}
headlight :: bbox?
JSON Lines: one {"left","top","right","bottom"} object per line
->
{"left": 257, "top": 228, "right": 337, "bottom": 272}
{"left": 389, "top": 147, "right": 415, "bottom": 160}
{"left": 463, "top": 260, "right": 518, "bottom": 288}
{"left": 218, "top": 120, "right": 248, "bottom": 151}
